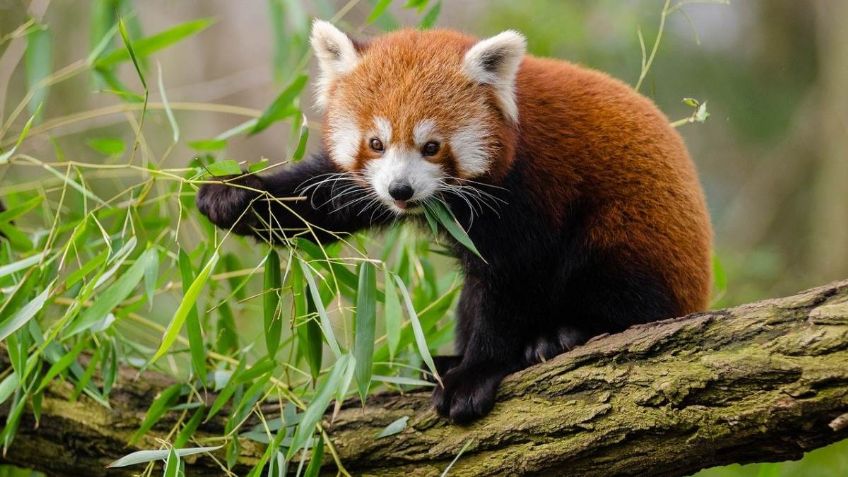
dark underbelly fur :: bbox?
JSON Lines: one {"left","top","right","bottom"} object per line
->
{"left": 196, "top": 151, "right": 682, "bottom": 424}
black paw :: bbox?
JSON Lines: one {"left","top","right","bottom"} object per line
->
{"left": 196, "top": 174, "right": 264, "bottom": 234}
{"left": 432, "top": 362, "right": 506, "bottom": 424}
{"left": 523, "top": 326, "right": 589, "bottom": 364}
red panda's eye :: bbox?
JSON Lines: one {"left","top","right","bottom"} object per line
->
{"left": 369, "top": 138, "right": 384, "bottom": 152}
{"left": 422, "top": 141, "right": 440, "bottom": 156}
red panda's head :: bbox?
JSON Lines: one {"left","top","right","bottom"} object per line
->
{"left": 310, "top": 21, "right": 525, "bottom": 213}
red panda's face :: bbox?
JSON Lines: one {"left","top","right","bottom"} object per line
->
{"left": 310, "top": 22, "right": 525, "bottom": 213}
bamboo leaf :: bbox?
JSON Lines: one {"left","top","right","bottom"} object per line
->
{"left": 383, "top": 269, "right": 402, "bottom": 359}
{"left": 299, "top": 259, "right": 341, "bottom": 357}
{"left": 151, "top": 252, "right": 219, "bottom": 364}
{"left": 393, "top": 274, "right": 441, "bottom": 386}
{"left": 25, "top": 24, "right": 52, "bottom": 120}
{"left": 368, "top": 0, "right": 394, "bottom": 23}
{"left": 425, "top": 201, "right": 484, "bottom": 261}
{"left": 117, "top": 18, "right": 146, "bottom": 89}
{"left": 36, "top": 337, "right": 88, "bottom": 393}
{"left": 0, "top": 282, "right": 53, "bottom": 342}
{"left": 95, "top": 19, "right": 215, "bottom": 69}
{"left": 68, "top": 248, "right": 158, "bottom": 336}
{"left": 0, "top": 252, "right": 45, "bottom": 279}
{"left": 419, "top": 0, "right": 442, "bottom": 29}
{"left": 354, "top": 262, "right": 377, "bottom": 403}
{"left": 205, "top": 160, "right": 242, "bottom": 177}
{"left": 0, "top": 104, "right": 41, "bottom": 164}
{"left": 157, "top": 62, "right": 180, "bottom": 143}
{"left": 249, "top": 74, "right": 308, "bottom": 135}
{"left": 376, "top": 416, "right": 408, "bottom": 438}
{"left": 264, "top": 249, "right": 283, "bottom": 358}
{"left": 163, "top": 447, "right": 179, "bottom": 477}
{"left": 129, "top": 383, "right": 183, "bottom": 444}
{"left": 287, "top": 354, "right": 351, "bottom": 459}
{"left": 303, "top": 433, "right": 324, "bottom": 477}
{"left": 108, "top": 445, "right": 222, "bottom": 468}
{"left": 178, "top": 249, "right": 207, "bottom": 386}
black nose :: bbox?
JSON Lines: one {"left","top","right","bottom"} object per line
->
{"left": 388, "top": 181, "right": 414, "bottom": 201}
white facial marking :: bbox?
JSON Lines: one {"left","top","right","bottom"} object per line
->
{"left": 364, "top": 146, "right": 442, "bottom": 212}
{"left": 462, "top": 30, "right": 527, "bottom": 123}
{"left": 310, "top": 20, "right": 360, "bottom": 110}
{"left": 450, "top": 122, "right": 493, "bottom": 177}
{"left": 327, "top": 111, "right": 360, "bottom": 169}
{"left": 413, "top": 118, "right": 439, "bottom": 146}
{"left": 373, "top": 116, "right": 392, "bottom": 144}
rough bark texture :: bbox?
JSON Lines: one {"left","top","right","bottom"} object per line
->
{"left": 2, "top": 280, "right": 848, "bottom": 477}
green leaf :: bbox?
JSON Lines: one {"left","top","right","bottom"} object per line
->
{"left": 178, "top": 250, "right": 207, "bottom": 386}
{"left": 368, "top": 0, "right": 394, "bottom": 23}
{"left": 0, "top": 103, "right": 42, "bottom": 164}
{"left": 117, "top": 17, "right": 147, "bottom": 89}
{"left": 264, "top": 249, "right": 283, "bottom": 358}
{"left": 188, "top": 139, "right": 227, "bottom": 151}
{"left": 151, "top": 252, "right": 219, "bottom": 364}
{"left": 299, "top": 259, "right": 341, "bottom": 357}
{"left": 36, "top": 337, "right": 88, "bottom": 393}
{"left": 0, "top": 283, "right": 52, "bottom": 342}
{"left": 0, "top": 251, "right": 45, "bottom": 279}
{"left": 248, "top": 158, "right": 270, "bottom": 173}
{"left": 0, "top": 196, "right": 42, "bottom": 222}
{"left": 419, "top": 0, "right": 442, "bottom": 29}
{"left": 249, "top": 74, "right": 308, "bottom": 135}
{"left": 383, "top": 269, "right": 402, "bottom": 359}
{"left": 68, "top": 248, "right": 158, "bottom": 336}
{"left": 303, "top": 433, "right": 324, "bottom": 477}
{"left": 95, "top": 18, "right": 215, "bottom": 69}
{"left": 25, "top": 24, "right": 52, "bottom": 120}
{"left": 206, "top": 160, "right": 242, "bottom": 177}
{"left": 376, "top": 416, "right": 408, "bottom": 438}
{"left": 682, "top": 97, "right": 700, "bottom": 108}
{"left": 108, "top": 446, "right": 222, "bottom": 468}
{"left": 354, "top": 262, "right": 377, "bottom": 403}
{"left": 0, "top": 222, "right": 32, "bottom": 252}
{"left": 143, "top": 249, "right": 160, "bottom": 304}
{"left": 157, "top": 62, "right": 180, "bottom": 143}
{"left": 393, "top": 274, "right": 441, "bottom": 385}
{"left": 426, "top": 201, "right": 484, "bottom": 261}
{"left": 206, "top": 359, "right": 246, "bottom": 420}
{"left": 293, "top": 262, "right": 322, "bottom": 382}
{"left": 129, "top": 383, "right": 183, "bottom": 444}
{"left": 174, "top": 407, "right": 204, "bottom": 448}
{"left": 0, "top": 372, "right": 19, "bottom": 406}
{"left": 292, "top": 123, "right": 309, "bottom": 162}
{"left": 163, "top": 447, "right": 180, "bottom": 477}
{"left": 287, "top": 354, "right": 351, "bottom": 459}
{"left": 372, "top": 374, "right": 435, "bottom": 387}
{"left": 86, "top": 137, "right": 126, "bottom": 156}
{"left": 64, "top": 250, "right": 106, "bottom": 289}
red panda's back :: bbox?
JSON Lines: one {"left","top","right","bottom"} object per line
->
{"left": 515, "top": 57, "right": 713, "bottom": 314}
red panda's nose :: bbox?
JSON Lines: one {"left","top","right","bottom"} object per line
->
{"left": 388, "top": 181, "right": 414, "bottom": 201}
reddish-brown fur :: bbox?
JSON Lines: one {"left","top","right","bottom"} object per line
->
{"left": 328, "top": 29, "right": 712, "bottom": 314}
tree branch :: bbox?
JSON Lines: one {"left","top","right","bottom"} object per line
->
{"left": 2, "top": 280, "right": 848, "bottom": 476}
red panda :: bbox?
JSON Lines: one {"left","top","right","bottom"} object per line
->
{"left": 197, "top": 21, "right": 712, "bottom": 423}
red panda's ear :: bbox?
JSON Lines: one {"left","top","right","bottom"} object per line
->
{"left": 462, "top": 30, "right": 527, "bottom": 123}
{"left": 310, "top": 20, "right": 361, "bottom": 109}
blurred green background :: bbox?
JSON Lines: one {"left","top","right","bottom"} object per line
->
{"left": 1, "top": 0, "right": 846, "bottom": 475}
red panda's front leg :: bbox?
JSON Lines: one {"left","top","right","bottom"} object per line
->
{"left": 196, "top": 152, "right": 390, "bottom": 244}
{"left": 432, "top": 278, "right": 530, "bottom": 423}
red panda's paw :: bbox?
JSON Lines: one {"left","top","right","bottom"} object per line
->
{"left": 432, "top": 362, "right": 507, "bottom": 424}
{"left": 196, "top": 174, "right": 264, "bottom": 234}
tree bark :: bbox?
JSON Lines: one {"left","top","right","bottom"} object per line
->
{"left": 2, "top": 280, "right": 848, "bottom": 477}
